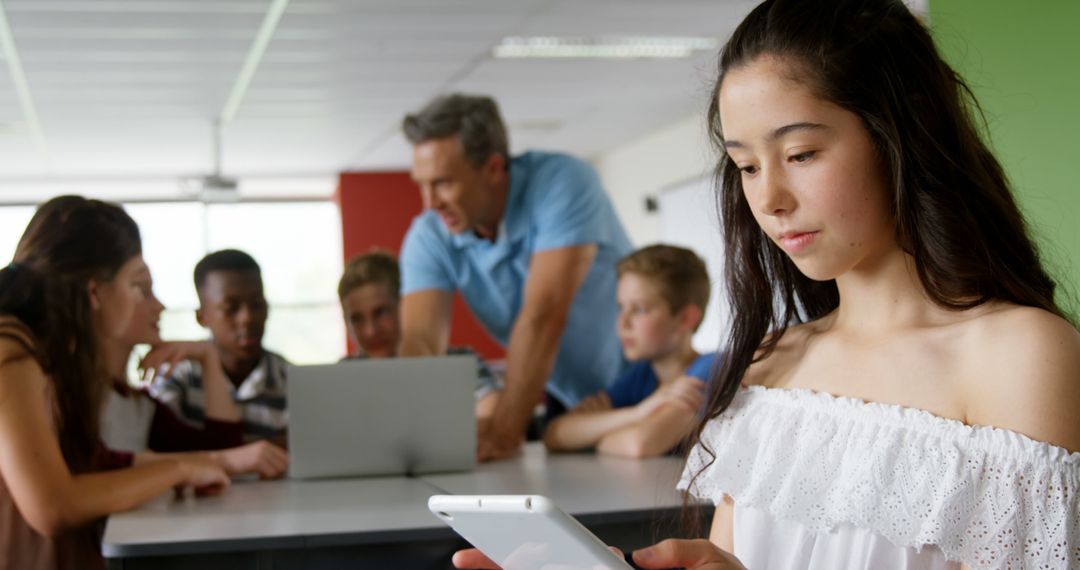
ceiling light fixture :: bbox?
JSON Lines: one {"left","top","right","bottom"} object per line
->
{"left": 493, "top": 36, "right": 718, "bottom": 59}
{"left": 0, "top": 0, "right": 47, "bottom": 155}
{"left": 220, "top": 0, "right": 290, "bottom": 125}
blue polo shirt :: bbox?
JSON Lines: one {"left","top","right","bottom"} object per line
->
{"left": 400, "top": 151, "right": 632, "bottom": 407}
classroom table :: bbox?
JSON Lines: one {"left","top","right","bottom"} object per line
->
{"left": 103, "top": 443, "right": 707, "bottom": 569}
{"left": 422, "top": 442, "right": 691, "bottom": 526}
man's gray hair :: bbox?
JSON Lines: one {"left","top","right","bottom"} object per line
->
{"left": 402, "top": 93, "right": 510, "bottom": 167}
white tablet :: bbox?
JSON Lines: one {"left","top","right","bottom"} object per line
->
{"left": 429, "top": 494, "right": 633, "bottom": 570}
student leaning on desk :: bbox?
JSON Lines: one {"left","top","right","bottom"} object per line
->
{"left": 0, "top": 197, "right": 229, "bottom": 570}
{"left": 396, "top": 93, "right": 633, "bottom": 461}
{"left": 453, "top": 0, "right": 1080, "bottom": 568}
{"left": 544, "top": 244, "right": 719, "bottom": 458}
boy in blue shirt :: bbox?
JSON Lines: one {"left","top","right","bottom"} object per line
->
{"left": 543, "top": 244, "right": 717, "bottom": 458}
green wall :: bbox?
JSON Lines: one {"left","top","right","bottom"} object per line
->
{"left": 930, "top": 0, "right": 1080, "bottom": 317}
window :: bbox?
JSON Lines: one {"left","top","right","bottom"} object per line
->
{"left": 3, "top": 200, "right": 346, "bottom": 366}
{"left": 0, "top": 206, "right": 35, "bottom": 264}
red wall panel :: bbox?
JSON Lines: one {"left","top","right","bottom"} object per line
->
{"left": 335, "top": 171, "right": 506, "bottom": 360}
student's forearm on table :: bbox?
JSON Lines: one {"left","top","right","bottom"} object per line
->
{"left": 544, "top": 406, "right": 644, "bottom": 451}
{"left": 49, "top": 461, "right": 189, "bottom": 534}
{"left": 596, "top": 407, "right": 697, "bottom": 458}
{"left": 136, "top": 448, "right": 244, "bottom": 476}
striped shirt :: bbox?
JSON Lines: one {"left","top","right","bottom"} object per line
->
{"left": 149, "top": 350, "right": 289, "bottom": 441}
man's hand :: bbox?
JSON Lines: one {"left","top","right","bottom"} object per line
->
{"left": 476, "top": 416, "right": 524, "bottom": 462}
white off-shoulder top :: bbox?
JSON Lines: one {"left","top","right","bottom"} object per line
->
{"left": 678, "top": 386, "right": 1079, "bottom": 570}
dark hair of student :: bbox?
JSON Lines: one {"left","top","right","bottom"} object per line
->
{"left": 401, "top": 93, "right": 510, "bottom": 168}
{"left": 193, "top": 248, "right": 262, "bottom": 292}
{"left": 0, "top": 196, "right": 142, "bottom": 473}
{"left": 680, "top": 0, "right": 1068, "bottom": 528}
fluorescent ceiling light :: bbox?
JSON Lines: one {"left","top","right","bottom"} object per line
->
{"left": 494, "top": 36, "right": 718, "bottom": 59}
{"left": 0, "top": 0, "right": 47, "bottom": 155}
{"left": 220, "top": 0, "right": 290, "bottom": 125}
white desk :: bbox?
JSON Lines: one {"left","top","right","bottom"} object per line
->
{"left": 102, "top": 476, "right": 444, "bottom": 558}
{"left": 104, "top": 443, "right": 700, "bottom": 569}
{"left": 423, "top": 443, "right": 689, "bottom": 524}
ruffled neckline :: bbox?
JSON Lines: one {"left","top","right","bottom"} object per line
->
{"left": 734, "top": 384, "right": 1080, "bottom": 465}
{"left": 682, "top": 384, "right": 1080, "bottom": 569}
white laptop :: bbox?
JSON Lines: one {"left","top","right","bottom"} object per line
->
{"left": 287, "top": 355, "right": 476, "bottom": 479}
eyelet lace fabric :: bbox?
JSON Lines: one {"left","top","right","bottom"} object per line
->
{"left": 679, "top": 386, "right": 1080, "bottom": 570}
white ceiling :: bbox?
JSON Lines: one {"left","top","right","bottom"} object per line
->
{"left": 0, "top": 0, "right": 756, "bottom": 201}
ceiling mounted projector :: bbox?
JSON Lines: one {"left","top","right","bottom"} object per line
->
{"left": 180, "top": 173, "right": 239, "bottom": 202}
{"left": 180, "top": 119, "right": 240, "bottom": 202}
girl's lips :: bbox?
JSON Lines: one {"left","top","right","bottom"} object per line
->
{"left": 778, "top": 231, "right": 819, "bottom": 254}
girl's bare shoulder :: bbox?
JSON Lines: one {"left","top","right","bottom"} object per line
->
{"left": 959, "top": 303, "right": 1080, "bottom": 452}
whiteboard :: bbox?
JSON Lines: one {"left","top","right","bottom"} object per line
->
{"left": 657, "top": 176, "right": 731, "bottom": 354}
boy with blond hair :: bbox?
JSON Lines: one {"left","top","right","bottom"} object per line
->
{"left": 543, "top": 244, "right": 717, "bottom": 458}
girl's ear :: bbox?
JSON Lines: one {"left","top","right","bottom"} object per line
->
{"left": 86, "top": 279, "right": 102, "bottom": 311}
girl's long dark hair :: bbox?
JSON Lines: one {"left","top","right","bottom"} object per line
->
{"left": 0, "top": 196, "right": 141, "bottom": 473}
{"left": 684, "top": 0, "right": 1067, "bottom": 523}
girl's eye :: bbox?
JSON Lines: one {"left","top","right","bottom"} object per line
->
{"left": 739, "top": 164, "right": 758, "bottom": 175}
{"left": 789, "top": 151, "right": 816, "bottom": 163}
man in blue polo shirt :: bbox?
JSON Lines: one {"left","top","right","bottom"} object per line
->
{"left": 398, "top": 93, "right": 632, "bottom": 461}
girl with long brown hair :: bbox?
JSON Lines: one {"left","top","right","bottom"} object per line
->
{"left": 0, "top": 196, "right": 230, "bottom": 569}
{"left": 454, "top": 0, "right": 1079, "bottom": 568}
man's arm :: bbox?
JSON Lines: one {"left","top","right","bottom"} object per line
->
{"left": 480, "top": 243, "right": 597, "bottom": 461}
{"left": 399, "top": 289, "right": 453, "bottom": 357}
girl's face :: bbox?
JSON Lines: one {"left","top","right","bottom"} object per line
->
{"left": 118, "top": 266, "right": 164, "bottom": 347}
{"left": 616, "top": 273, "right": 690, "bottom": 362}
{"left": 718, "top": 56, "right": 896, "bottom": 281}
{"left": 91, "top": 255, "right": 152, "bottom": 344}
